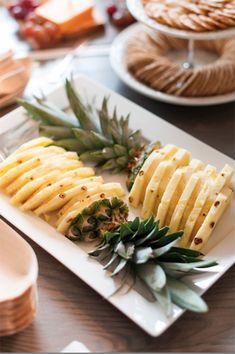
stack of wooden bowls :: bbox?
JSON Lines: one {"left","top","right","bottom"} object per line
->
{"left": 0, "top": 219, "right": 38, "bottom": 337}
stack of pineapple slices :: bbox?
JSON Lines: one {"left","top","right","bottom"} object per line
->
{"left": 0, "top": 137, "right": 125, "bottom": 235}
{"left": 129, "top": 144, "right": 234, "bottom": 251}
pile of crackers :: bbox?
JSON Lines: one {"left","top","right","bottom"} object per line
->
{"left": 126, "top": 29, "right": 235, "bottom": 97}
{"left": 143, "top": 0, "right": 235, "bottom": 32}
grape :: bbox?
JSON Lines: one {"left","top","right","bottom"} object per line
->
{"left": 106, "top": 4, "right": 117, "bottom": 17}
{"left": 21, "top": 0, "right": 35, "bottom": 9}
{"left": 10, "top": 5, "right": 28, "bottom": 20}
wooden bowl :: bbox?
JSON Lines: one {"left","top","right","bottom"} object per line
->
{"left": 0, "top": 219, "right": 38, "bottom": 336}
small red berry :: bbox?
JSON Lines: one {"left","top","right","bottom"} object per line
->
{"left": 106, "top": 4, "right": 117, "bottom": 17}
{"left": 10, "top": 5, "right": 28, "bottom": 20}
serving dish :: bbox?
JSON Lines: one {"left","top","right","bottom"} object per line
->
{"left": 0, "top": 75, "right": 234, "bottom": 336}
{"left": 110, "top": 23, "right": 235, "bottom": 106}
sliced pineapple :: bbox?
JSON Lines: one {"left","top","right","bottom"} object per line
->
{"left": 20, "top": 177, "right": 77, "bottom": 211}
{"left": 179, "top": 165, "right": 217, "bottom": 247}
{"left": 141, "top": 148, "right": 190, "bottom": 219}
{"left": 190, "top": 186, "right": 233, "bottom": 251}
{"left": 129, "top": 144, "right": 178, "bottom": 208}
{"left": 10, "top": 170, "right": 61, "bottom": 205}
{"left": 57, "top": 182, "right": 125, "bottom": 221}
{"left": 34, "top": 179, "right": 104, "bottom": 216}
{"left": 169, "top": 172, "right": 202, "bottom": 233}
{"left": 12, "top": 137, "right": 53, "bottom": 154}
{"left": 157, "top": 159, "right": 204, "bottom": 227}
{"left": 191, "top": 164, "right": 234, "bottom": 237}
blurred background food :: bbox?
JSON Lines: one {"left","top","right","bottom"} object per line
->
{"left": 0, "top": 50, "right": 31, "bottom": 108}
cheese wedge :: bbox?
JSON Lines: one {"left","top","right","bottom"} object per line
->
{"left": 129, "top": 144, "right": 178, "bottom": 208}
{"left": 190, "top": 186, "right": 233, "bottom": 251}
{"left": 179, "top": 165, "right": 217, "bottom": 247}
{"left": 141, "top": 148, "right": 190, "bottom": 218}
{"left": 36, "top": 0, "right": 94, "bottom": 35}
{"left": 157, "top": 159, "right": 203, "bottom": 227}
{"left": 192, "top": 164, "right": 234, "bottom": 237}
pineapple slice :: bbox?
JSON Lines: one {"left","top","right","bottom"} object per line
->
{"left": 164, "top": 159, "right": 204, "bottom": 227}
{"left": 10, "top": 170, "right": 60, "bottom": 205}
{"left": 141, "top": 148, "right": 190, "bottom": 218}
{"left": 129, "top": 144, "right": 178, "bottom": 208}
{"left": 169, "top": 172, "right": 202, "bottom": 233}
{"left": 190, "top": 186, "right": 233, "bottom": 251}
{"left": 5, "top": 161, "right": 89, "bottom": 196}
{"left": 156, "top": 159, "right": 204, "bottom": 227}
{"left": 57, "top": 182, "right": 125, "bottom": 221}
{"left": 34, "top": 179, "right": 103, "bottom": 216}
{"left": 179, "top": 165, "right": 217, "bottom": 247}
{"left": 191, "top": 164, "right": 234, "bottom": 237}
{"left": 20, "top": 176, "right": 78, "bottom": 211}
{"left": 12, "top": 137, "right": 53, "bottom": 154}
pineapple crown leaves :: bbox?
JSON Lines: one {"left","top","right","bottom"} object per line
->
{"left": 89, "top": 216, "right": 218, "bottom": 315}
{"left": 66, "top": 197, "right": 129, "bottom": 242}
{"left": 18, "top": 79, "right": 145, "bottom": 172}
{"left": 65, "top": 80, "right": 144, "bottom": 171}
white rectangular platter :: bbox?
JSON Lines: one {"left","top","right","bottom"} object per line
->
{"left": 0, "top": 75, "right": 235, "bottom": 336}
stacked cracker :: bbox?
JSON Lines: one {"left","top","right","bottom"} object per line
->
{"left": 0, "top": 137, "right": 125, "bottom": 235}
{"left": 143, "top": 0, "right": 235, "bottom": 32}
{"left": 126, "top": 30, "right": 235, "bottom": 96}
{"left": 129, "top": 144, "right": 234, "bottom": 251}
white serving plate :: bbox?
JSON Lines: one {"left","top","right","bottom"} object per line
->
{"left": 127, "top": 0, "right": 235, "bottom": 40}
{"left": 110, "top": 23, "right": 235, "bottom": 106}
{"left": 0, "top": 75, "right": 235, "bottom": 336}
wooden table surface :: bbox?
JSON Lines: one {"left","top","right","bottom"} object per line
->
{"left": 0, "top": 3, "right": 235, "bottom": 353}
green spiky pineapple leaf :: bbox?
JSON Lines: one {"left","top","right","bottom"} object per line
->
{"left": 89, "top": 217, "right": 218, "bottom": 315}
{"left": 18, "top": 79, "right": 147, "bottom": 173}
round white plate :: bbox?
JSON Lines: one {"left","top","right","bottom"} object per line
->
{"left": 110, "top": 23, "right": 235, "bottom": 106}
{"left": 127, "top": 0, "right": 235, "bottom": 40}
